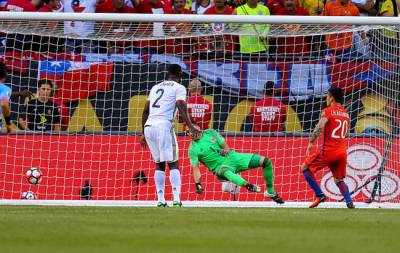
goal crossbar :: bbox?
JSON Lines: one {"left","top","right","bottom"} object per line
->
{"left": 0, "top": 12, "right": 399, "bottom": 25}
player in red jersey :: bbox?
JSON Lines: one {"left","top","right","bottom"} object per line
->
{"left": 183, "top": 79, "right": 212, "bottom": 130}
{"left": 302, "top": 87, "right": 354, "bottom": 208}
{"left": 250, "top": 81, "right": 286, "bottom": 132}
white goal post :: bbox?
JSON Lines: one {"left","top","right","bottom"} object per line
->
{"left": 0, "top": 13, "right": 399, "bottom": 208}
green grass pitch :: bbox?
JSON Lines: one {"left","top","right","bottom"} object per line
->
{"left": 0, "top": 206, "right": 399, "bottom": 253}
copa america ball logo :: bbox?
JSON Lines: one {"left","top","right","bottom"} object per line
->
{"left": 321, "top": 144, "right": 400, "bottom": 201}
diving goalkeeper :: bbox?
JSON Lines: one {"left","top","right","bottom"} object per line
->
{"left": 188, "top": 126, "right": 284, "bottom": 204}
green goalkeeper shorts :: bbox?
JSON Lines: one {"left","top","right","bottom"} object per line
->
{"left": 214, "top": 152, "right": 256, "bottom": 180}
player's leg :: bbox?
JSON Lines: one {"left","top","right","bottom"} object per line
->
{"left": 230, "top": 153, "right": 283, "bottom": 203}
{"left": 330, "top": 156, "right": 354, "bottom": 208}
{"left": 161, "top": 127, "right": 182, "bottom": 207}
{"left": 168, "top": 161, "right": 182, "bottom": 207}
{"left": 144, "top": 126, "right": 167, "bottom": 207}
{"left": 222, "top": 153, "right": 262, "bottom": 192}
{"left": 247, "top": 155, "right": 275, "bottom": 194}
{"left": 215, "top": 165, "right": 260, "bottom": 192}
{"left": 247, "top": 155, "right": 284, "bottom": 204}
{"left": 155, "top": 162, "right": 168, "bottom": 207}
{"left": 302, "top": 153, "right": 326, "bottom": 208}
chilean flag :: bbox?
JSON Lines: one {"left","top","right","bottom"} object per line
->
{"left": 38, "top": 61, "right": 113, "bottom": 102}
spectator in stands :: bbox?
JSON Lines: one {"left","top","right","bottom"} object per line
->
{"left": 19, "top": 79, "right": 61, "bottom": 132}
{"left": 37, "top": 0, "right": 60, "bottom": 11}
{"left": 249, "top": 81, "right": 287, "bottom": 132}
{"left": 191, "top": 0, "right": 212, "bottom": 14}
{"left": 37, "top": 0, "right": 61, "bottom": 35}
{"left": 353, "top": 0, "right": 376, "bottom": 16}
{"left": 298, "top": 0, "right": 327, "bottom": 15}
{"left": 63, "top": 0, "right": 120, "bottom": 53}
{"left": 184, "top": 0, "right": 192, "bottom": 10}
{"left": 204, "top": 0, "right": 233, "bottom": 14}
{"left": 202, "top": 0, "right": 235, "bottom": 52}
{"left": 371, "top": 0, "right": 399, "bottom": 57}
{"left": 133, "top": 0, "right": 173, "bottom": 53}
{"left": 171, "top": 0, "right": 191, "bottom": 13}
{"left": 234, "top": 0, "right": 271, "bottom": 54}
{"left": 134, "top": 0, "right": 172, "bottom": 15}
{"left": 322, "top": 0, "right": 367, "bottom": 57}
{"left": 377, "top": 0, "right": 399, "bottom": 16}
{"left": 96, "top": 0, "right": 139, "bottom": 13}
{"left": 183, "top": 79, "right": 212, "bottom": 130}
{"left": 5, "top": 0, "right": 41, "bottom": 52}
{"left": 268, "top": 0, "right": 310, "bottom": 56}
{"left": 6, "top": 0, "right": 40, "bottom": 11}
{"left": 164, "top": 0, "right": 192, "bottom": 54}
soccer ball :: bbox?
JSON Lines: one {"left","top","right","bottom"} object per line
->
{"left": 222, "top": 182, "right": 240, "bottom": 195}
{"left": 26, "top": 167, "right": 42, "bottom": 185}
{"left": 21, "top": 191, "right": 37, "bottom": 200}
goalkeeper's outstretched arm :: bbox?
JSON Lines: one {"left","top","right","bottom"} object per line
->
{"left": 192, "top": 163, "right": 203, "bottom": 194}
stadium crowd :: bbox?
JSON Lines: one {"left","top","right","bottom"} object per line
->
{"left": 0, "top": 0, "right": 397, "bottom": 134}
{"left": 0, "top": 0, "right": 398, "bottom": 54}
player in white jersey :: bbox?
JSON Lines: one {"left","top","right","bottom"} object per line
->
{"left": 141, "top": 64, "right": 200, "bottom": 207}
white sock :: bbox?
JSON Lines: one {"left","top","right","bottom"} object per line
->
{"left": 169, "top": 169, "right": 181, "bottom": 202}
{"left": 154, "top": 170, "right": 166, "bottom": 203}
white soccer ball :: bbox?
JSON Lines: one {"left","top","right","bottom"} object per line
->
{"left": 222, "top": 182, "right": 240, "bottom": 195}
{"left": 21, "top": 191, "right": 36, "bottom": 200}
{"left": 26, "top": 167, "right": 42, "bottom": 185}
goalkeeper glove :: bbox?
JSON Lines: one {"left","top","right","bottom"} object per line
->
{"left": 195, "top": 183, "right": 203, "bottom": 194}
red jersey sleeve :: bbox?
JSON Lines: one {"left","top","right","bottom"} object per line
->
{"left": 321, "top": 108, "right": 331, "bottom": 121}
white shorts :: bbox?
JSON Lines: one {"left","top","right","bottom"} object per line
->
{"left": 144, "top": 124, "right": 178, "bottom": 163}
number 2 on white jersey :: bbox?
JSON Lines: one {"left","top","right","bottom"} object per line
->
{"left": 332, "top": 119, "right": 348, "bottom": 139}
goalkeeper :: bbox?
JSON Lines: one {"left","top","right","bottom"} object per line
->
{"left": 188, "top": 125, "right": 284, "bottom": 204}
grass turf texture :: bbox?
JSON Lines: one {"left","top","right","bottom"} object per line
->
{"left": 0, "top": 206, "right": 399, "bottom": 253}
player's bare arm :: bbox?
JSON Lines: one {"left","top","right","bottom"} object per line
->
{"left": 192, "top": 163, "right": 203, "bottom": 194}
{"left": 140, "top": 101, "right": 150, "bottom": 148}
{"left": 10, "top": 90, "right": 33, "bottom": 98}
{"left": 306, "top": 114, "right": 328, "bottom": 156}
{"left": 1, "top": 99, "right": 12, "bottom": 133}
{"left": 176, "top": 100, "right": 201, "bottom": 135}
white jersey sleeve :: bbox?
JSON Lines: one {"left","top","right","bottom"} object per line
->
{"left": 176, "top": 84, "right": 186, "bottom": 102}
{"left": 145, "top": 81, "right": 187, "bottom": 125}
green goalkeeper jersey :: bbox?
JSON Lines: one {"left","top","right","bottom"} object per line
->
{"left": 188, "top": 129, "right": 226, "bottom": 172}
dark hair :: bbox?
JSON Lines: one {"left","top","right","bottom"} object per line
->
{"left": 167, "top": 64, "right": 182, "bottom": 78}
{"left": 38, "top": 79, "right": 54, "bottom": 89}
{"left": 264, "top": 81, "right": 275, "bottom": 96}
{"left": 328, "top": 86, "right": 344, "bottom": 104}
{"left": 0, "top": 62, "right": 7, "bottom": 80}
{"left": 42, "top": 0, "right": 51, "bottom": 4}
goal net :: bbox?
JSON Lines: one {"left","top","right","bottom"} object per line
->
{"left": 0, "top": 13, "right": 399, "bottom": 207}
